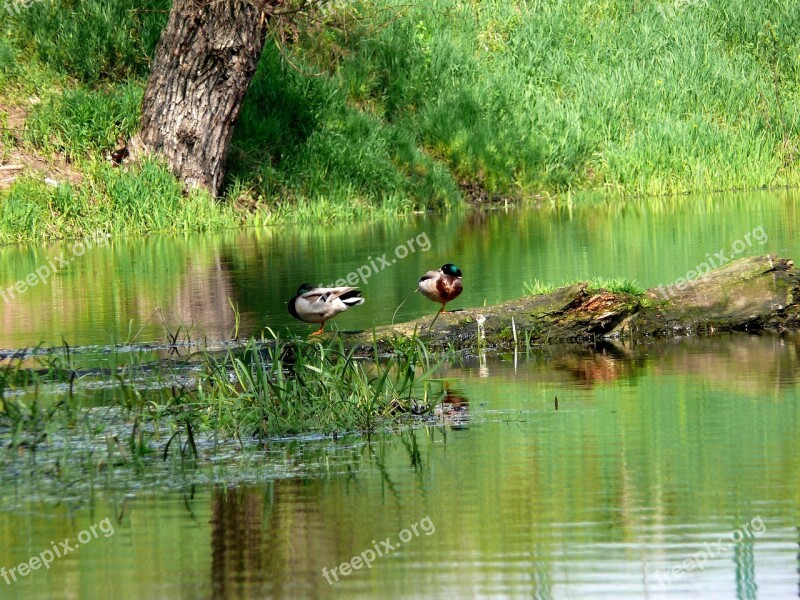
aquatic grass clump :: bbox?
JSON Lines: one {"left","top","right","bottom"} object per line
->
{"left": 587, "top": 277, "right": 646, "bottom": 296}
{"left": 198, "top": 332, "right": 446, "bottom": 438}
{"left": 523, "top": 280, "right": 557, "bottom": 296}
{"left": 0, "top": 332, "right": 448, "bottom": 464}
{"left": 0, "top": 333, "right": 449, "bottom": 497}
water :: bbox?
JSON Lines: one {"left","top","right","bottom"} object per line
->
{"left": 1, "top": 191, "right": 799, "bottom": 599}
{"left": 0, "top": 190, "right": 797, "bottom": 348}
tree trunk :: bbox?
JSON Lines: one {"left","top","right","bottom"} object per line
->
{"left": 130, "top": 0, "right": 274, "bottom": 196}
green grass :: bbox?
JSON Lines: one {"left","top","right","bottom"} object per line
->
{"left": 525, "top": 277, "right": 646, "bottom": 297}
{"left": 23, "top": 82, "right": 143, "bottom": 160}
{"left": 0, "top": 161, "right": 238, "bottom": 242}
{"left": 523, "top": 279, "right": 557, "bottom": 296}
{"left": 202, "top": 333, "right": 446, "bottom": 436}
{"left": 0, "top": 331, "right": 449, "bottom": 484}
{"left": 6, "top": 0, "right": 168, "bottom": 83}
{"left": 587, "top": 277, "right": 647, "bottom": 296}
{"left": 2, "top": 0, "right": 800, "bottom": 242}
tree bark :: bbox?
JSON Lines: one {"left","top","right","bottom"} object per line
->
{"left": 130, "top": 0, "right": 275, "bottom": 195}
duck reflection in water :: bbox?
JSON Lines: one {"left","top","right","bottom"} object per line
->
{"left": 387, "top": 384, "right": 470, "bottom": 429}
{"left": 435, "top": 385, "right": 470, "bottom": 429}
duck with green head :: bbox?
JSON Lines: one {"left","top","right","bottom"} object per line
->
{"left": 288, "top": 284, "right": 365, "bottom": 335}
{"left": 417, "top": 263, "right": 463, "bottom": 327}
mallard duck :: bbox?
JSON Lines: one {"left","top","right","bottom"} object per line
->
{"left": 417, "top": 263, "right": 463, "bottom": 326}
{"left": 288, "top": 284, "right": 365, "bottom": 335}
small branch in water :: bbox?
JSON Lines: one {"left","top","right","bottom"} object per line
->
{"left": 511, "top": 316, "right": 517, "bottom": 348}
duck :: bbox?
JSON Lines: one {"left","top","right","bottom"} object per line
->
{"left": 288, "top": 284, "right": 365, "bottom": 335}
{"left": 417, "top": 263, "right": 463, "bottom": 327}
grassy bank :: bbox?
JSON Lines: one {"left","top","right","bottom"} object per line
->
{"left": 1, "top": 0, "right": 799, "bottom": 243}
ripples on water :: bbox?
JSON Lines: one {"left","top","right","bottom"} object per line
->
{"left": 1, "top": 193, "right": 799, "bottom": 598}
{"left": 0, "top": 333, "right": 798, "bottom": 598}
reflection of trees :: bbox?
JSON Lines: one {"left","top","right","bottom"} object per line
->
{"left": 555, "top": 334, "right": 800, "bottom": 392}
{"left": 209, "top": 479, "right": 342, "bottom": 599}
{"left": 733, "top": 535, "right": 757, "bottom": 600}
{"left": 0, "top": 238, "right": 216, "bottom": 347}
{"left": 550, "top": 342, "right": 640, "bottom": 386}
{"left": 646, "top": 334, "right": 800, "bottom": 396}
{"left": 210, "top": 485, "right": 266, "bottom": 599}
{"left": 447, "top": 335, "right": 800, "bottom": 394}
{"left": 166, "top": 250, "right": 242, "bottom": 341}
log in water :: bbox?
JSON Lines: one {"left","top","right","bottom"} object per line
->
{"left": 344, "top": 254, "right": 799, "bottom": 352}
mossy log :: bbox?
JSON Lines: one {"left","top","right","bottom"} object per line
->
{"left": 344, "top": 254, "right": 799, "bottom": 353}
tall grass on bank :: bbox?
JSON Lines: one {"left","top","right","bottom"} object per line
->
{"left": 2, "top": 0, "right": 800, "bottom": 242}
{"left": 0, "top": 161, "right": 238, "bottom": 242}
{"left": 327, "top": 0, "right": 800, "bottom": 195}
{"left": 6, "top": 0, "right": 169, "bottom": 83}
{"left": 23, "top": 82, "right": 143, "bottom": 161}
{"left": 0, "top": 160, "right": 432, "bottom": 244}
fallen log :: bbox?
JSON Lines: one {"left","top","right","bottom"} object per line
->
{"left": 344, "top": 254, "right": 799, "bottom": 353}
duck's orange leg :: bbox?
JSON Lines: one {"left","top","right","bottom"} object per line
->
{"left": 309, "top": 322, "right": 326, "bottom": 336}
{"left": 429, "top": 303, "right": 447, "bottom": 329}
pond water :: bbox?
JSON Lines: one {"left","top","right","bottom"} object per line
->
{"left": 1, "top": 190, "right": 799, "bottom": 599}
{"left": 1, "top": 190, "right": 797, "bottom": 348}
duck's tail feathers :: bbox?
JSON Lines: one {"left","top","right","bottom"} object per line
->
{"left": 340, "top": 290, "right": 365, "bottom": 306}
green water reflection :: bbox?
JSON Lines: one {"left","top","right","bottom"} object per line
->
{"left": 1, "top": 190, "right": 799, "bottom": 598}
{"left": 0, "top": 190, "right": 798, "bottom": 348}
{"left": 1, "top": 336, "right": 798, "bottom": 598}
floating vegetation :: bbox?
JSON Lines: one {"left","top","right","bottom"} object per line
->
{"left": 0, "top": 331, "right": 452, "bottom": 498}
